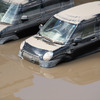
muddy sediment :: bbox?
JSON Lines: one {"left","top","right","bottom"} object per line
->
{"left": 0, "top": 0, "right": 100, "bottom": 100}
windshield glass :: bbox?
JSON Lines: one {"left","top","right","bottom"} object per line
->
{"left": 0, "top": 0, "right": 19, "bottom": 24}
{"left": 39, "top": 17, "right": 77, "bottom": 44}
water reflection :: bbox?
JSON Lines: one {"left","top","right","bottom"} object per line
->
{"left": 0, "top": 39, "right": 34, "bottom": 100}
{"left": 0, "top": 37, "right": 100, "bottom": 100}
{"left": 21, "top": 52, "right": 100, "bottom": 85}
{"left": 0, "top": 0, "right": 100, "bottom": 100}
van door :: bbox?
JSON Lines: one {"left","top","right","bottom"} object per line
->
{"left": 60, "top": 0, "right": 74, "bottom": 10}
{"left": 41, "top": 0, "right": 60, "bottom": 22}
{"left": 0, "top": 4, "right": 21, "bottom": 36}
{"left": 95, "top": 16, "right": 100, "bottom": 39}
{"left": 70, "top": 19, "right": 99, "bottom": 58}
{"left": 17, "top": 0, "right": 41, "bottom": 34}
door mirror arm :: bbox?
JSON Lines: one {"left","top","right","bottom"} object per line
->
{"left": 39, "top": 24, "right": 43, "bottom": 30}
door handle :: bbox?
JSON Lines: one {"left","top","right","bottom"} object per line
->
{"left": 91, "top": 36, "right": 97, "bottom": 41}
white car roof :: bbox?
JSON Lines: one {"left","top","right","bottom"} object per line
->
{"left": 55, "top": 1, "right": 100, "bottom": 24}
{"left": 3, "top": 0, "right": 28, "bottom": 4}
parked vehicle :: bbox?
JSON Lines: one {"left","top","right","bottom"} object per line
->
{"left": 0, "top": 0, "right": 74, "bottom": 44}
{"left": 19, "top": 1, "right": 100, "bottom": 68}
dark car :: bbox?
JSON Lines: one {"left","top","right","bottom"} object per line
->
{"left": 18, "top": 1, "right": 100, "bottom": 68}
{"left": 0, "top": 0, "right": 74, "bottom": 44}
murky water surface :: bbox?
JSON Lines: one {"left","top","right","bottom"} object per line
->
{"left": 0, "top": 0, "right": 100, "bottom": 100}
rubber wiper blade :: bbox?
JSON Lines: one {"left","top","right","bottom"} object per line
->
{"left": 42, "top": 36, "right": 53, "bottom": 43}
{"left": 54, "top": 41, "right": 64, "bottom": 45}
{"left": 34, "top": 35, "right": 42, "bottom": 39}
{"left": 0, "top": 22, "right": 10, "bottom": 25}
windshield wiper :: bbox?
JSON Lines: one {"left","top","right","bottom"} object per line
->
{"left": 42, "top": 36, "right": 64, "bottom": 45}
{"left": 42, "top": 36, "right": 53, "bottom": 43}
{"left": 41, "top": 36, "right": 57, "bottom": 45}
{"left": 34, "top": 35, "right": 54, "bottom": 44}
{"left": 53, "top": 41, "right": 64, "bottom": 45}
{"left": 34, "top": 35, "right": 41, "bottom": 38}
{"left": 34, "top": 35, "right": 42, "bottom": 40}
{"left": 41, "top": 35, "right": 64, "bottom": 45}
{"left": 35, "top": 34, "right": 64, "bottom": 45}
{"left": 0, "top": 22, "right": 10, "bottom": 25}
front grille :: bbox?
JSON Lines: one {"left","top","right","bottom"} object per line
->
{"left": 23, "top": 42, "right": 47, "bottom": 55}
{"left": 23, "top": 51, "right": 39, "bottom": 63}
{"left": 22, "top": 43, "right": 48, "bottom": 63}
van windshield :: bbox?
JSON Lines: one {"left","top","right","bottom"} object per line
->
{"left": 39, "top": 17, "right": 76, "bottom": 44}
{"left": 0, "top": 0, "right": 19, "bottom": 24}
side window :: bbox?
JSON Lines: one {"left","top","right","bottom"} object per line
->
{"left": 43, "top": 0, "right": 60, "bottom": 14}
{"left": 96, "top": 22, "right": 100, "bottom": 27}
{"left": 81, "top": 22, "right": 95, "bottom": 38}
{"left": 61, "top": 0, "right": 70, "bottom": 1}
{"left": 95, "top": 18, "right": 100, "bottom": 31}
{"left": 43, "top": 0, "right": 60, "bottom": 6}
{"left": 72, "top": 24, "right": 83, "bottom": 39}
{"left": 61, "top": 0, "right": 70, "bottom": 5}
{"left": 22, "top": 4, "right": 41, "bottom": 20}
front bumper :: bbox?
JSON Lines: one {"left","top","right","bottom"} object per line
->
{"left": 18, "top": 50, "right": 61, "bottom": 68}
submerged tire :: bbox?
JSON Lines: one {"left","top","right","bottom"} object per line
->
{"left": 0, "top": 35, "right": 19, "bottom": 44}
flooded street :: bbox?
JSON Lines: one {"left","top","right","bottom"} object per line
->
{"left": 0, "top": 38, "right": 100, "bottom": 100}
{"left": 0, "top": 0, "right": 100, "bottom": 100}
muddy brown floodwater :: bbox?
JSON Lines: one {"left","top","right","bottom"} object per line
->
{"left": 0, "top": 0, "right": 100, "bottom": 100}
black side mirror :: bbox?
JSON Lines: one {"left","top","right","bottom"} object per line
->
{"left": 39, "top": 24, "right": 43, "bottom": 30}
{"left": 21, "top": 15, "right": 28, "bottom": 22}
{"left": 74, "top": 37, "right": 82, "bottom": 43}
{"left": 72, "top": 37, "right": 82, "bottom": 46}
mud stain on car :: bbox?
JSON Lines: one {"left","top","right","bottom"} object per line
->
{"left": 0, "top": 0, "right": 100, "bottom": 100}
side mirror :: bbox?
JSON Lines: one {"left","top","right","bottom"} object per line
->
{"left": 39, "top": 24, "right": 43, "bottom": 30}
{"left": 21, "top": 15, "right": 28, "bottom": 22}
{"left": 72, "top": 37, "right": 82, "bottom": 46}
{"left": 74, "top": 37, "right": 82, "bottom": 43}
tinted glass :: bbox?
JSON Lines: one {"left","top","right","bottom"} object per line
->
{"left": 43, "top": 0, "right": 60, "bottom": 7}
{"left": 1, "top": 4, "right": 19, "bottom": 24}
{"left": 0, "top": 0, "right": 10, "bottom": 22}
{"left": 82, "top": 23, "right": 94, "bottom": 38}
{"left": 43, "top": 0, "right": 60, "bottom": 16}
{"left": 39, "top": 17, "right": 76, "bottom": 43}
{"left": 22, "top": 5, "right": 40, "bottom": 20}
{"left": 96, "top": 20, "right": 100, "bottom": 29}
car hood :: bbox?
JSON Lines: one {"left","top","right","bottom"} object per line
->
{"left": 25, "top": 35, "right": 62, "bottom": 51}
{"left": 0, "top": 24, "right": 10, "bottom": 31}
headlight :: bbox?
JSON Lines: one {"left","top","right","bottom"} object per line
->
{"left": 43, "top": 51, "right": 53, "bottom": 61}
{"left": 20, "top": 41, "right": 25, "bottom": 50}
